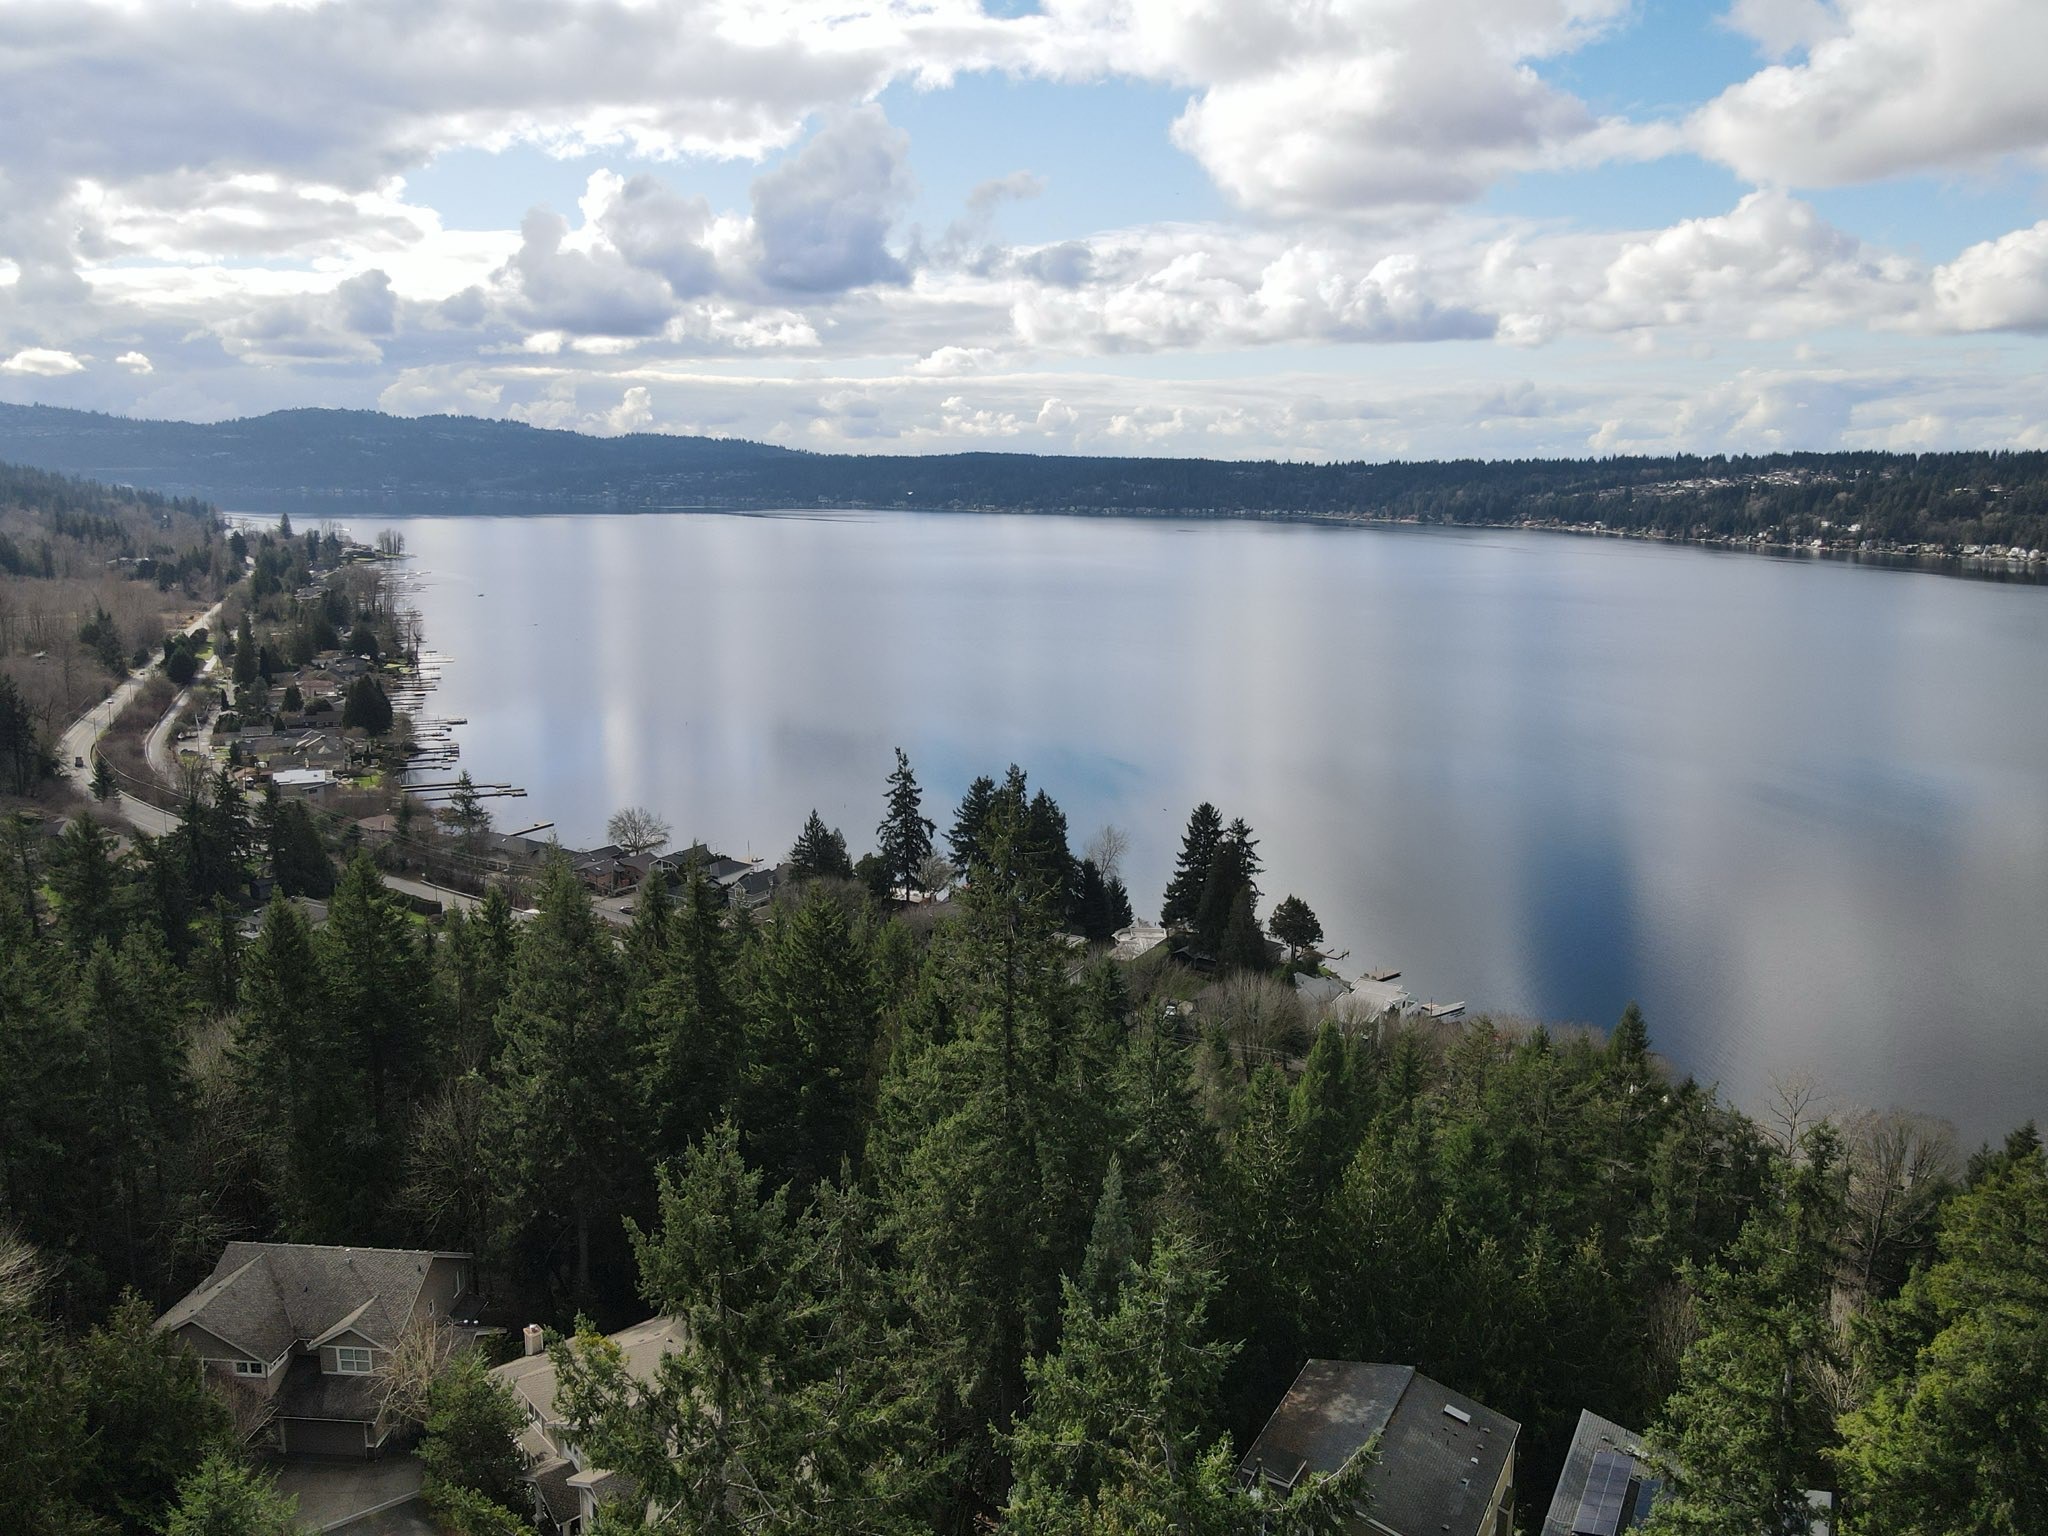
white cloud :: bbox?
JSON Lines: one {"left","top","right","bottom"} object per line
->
{"left": 1694, "top": 0, "right": 2048, "bottom": 185}
{"left": 605, "top": 384, "right": 656, "bottom": 433}
{"left": 749, "top": 107, "right": 914, "bottom": 293}
{"left": 1564, "top": 190, "right": 1919, "bottom": 336}
{"left": 1, "top": 347, "right": 86, "bottom": 376}
{"left": 914, "top": 345, "right": 999, "bottom": 375}
{"left": 1929, "top": 221, "right": 2048, "bottom": 334}
{"left": 1009, "top": 226, "right": 1497, "bottom": 352}
{"left": 115, "top": 350, "right": 152, "bottom": 374}
{"left": 1091, "top": 0, "right": 1661, "bottom": 216}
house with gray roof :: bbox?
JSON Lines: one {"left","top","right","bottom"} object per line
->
{"left": 1543, "top": 1409, "right": 1834, "bottom": 1536}
{"left": 157, "top": 1242, "right": 473, "bottom": 1458}
{"left": 1542, "top": 1410, "right": 1662, "bottom": 1536}
{"left": 492, "top": 1316, "right": 688, "bottom": 1533}
{"left": 1239, "top": 1360, "right": 1519, "bottom": 1536}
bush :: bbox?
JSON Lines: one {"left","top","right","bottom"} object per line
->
{"left": 419, "top": 1351, "right": 527, "bottom": 1512}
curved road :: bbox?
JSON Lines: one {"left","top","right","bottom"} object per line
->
{"left": 56, "top": 595, "right": 479, "bottom": 913}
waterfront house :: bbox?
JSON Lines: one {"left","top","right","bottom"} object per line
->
{"left": 157, "top": 1243, "right": 474, "bottom": 1458}
{"left": 1239, "top": 1360, "right": 1519, "bottom": 1536}
{"left": 272, "top": 767, "right": 337, "bottom": 802}
{"left": 493, "top": 1316, "right": 687, "bottom": 1533}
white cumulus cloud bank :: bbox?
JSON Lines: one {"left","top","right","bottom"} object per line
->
{"left": 1693, "top": 0, "right": 2048, "bottom": 185}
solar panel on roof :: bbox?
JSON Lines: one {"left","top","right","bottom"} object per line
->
{"left": 1625, "top": 1474, "right": 1662, "bottom": 1529}
{"left": 1572, "top": 1450, "right": 1634, "bottom": 1536}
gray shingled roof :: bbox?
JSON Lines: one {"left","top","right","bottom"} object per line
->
{"left": 1239, "top": 1360, "right": 1520, "bottom": 1536}
{"left": 273, "top": 1355, "right": 385, "bottom": 1423}
{"left": 531, "top": 1457, "right": 580, "bottom": 1526}
{"left": 157, "top": 1243, "right": 463, "bottom": 1362}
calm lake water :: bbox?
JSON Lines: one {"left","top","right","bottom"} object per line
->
{"left": 348, "top": 508, "right": 2048, "bottom": 1141}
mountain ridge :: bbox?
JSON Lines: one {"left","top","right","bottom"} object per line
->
{"left": 3, "top": 400, "right": 2045, "bottom": 554}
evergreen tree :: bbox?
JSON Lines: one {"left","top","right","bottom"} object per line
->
{"left": 74, "top": 934, "right": 191, "bottom": 1297}
{"left": 48, "top": 815, "right": 128, "bottom": 955}
{"left": 231, "top": 612, "right": 257, "bottom": 693}
{"left": 1218, "top": 885, "right": 1269, "bottom": 972}
{"left": 1076, "top": 1155, "right": 1136, "bottom": 1309}
{"left": 1005, "top": 1227, "right": 1371, "bottom": 1536}
{"left": 789, "top": 809, "right": 855, "bottom": 881}
{"left": 268, "top": 798, "right": 334, "bottom": 897}
{"left": 342, "top": 674, "right": 393, "bottom": 735}
{"left": 1160, "top": 803, "right": 1222, "bottom": 930}
{"left": 876, "top": 747, "right": 935, "bottom": 903}
{"left": 1289, "top": 1020, "right": 1360, "bottom": 1199}
{"left": 1648, "top": 1127, "right": 1846, "bottom": 1535}
{"left": 741, "top": 884, "right": 880, "bottom": 1188}
{"left": 1269, "top": 894, "right": 1322, "bottom": 956}
{"left": 484, "top": 857, "right": 638, "bottom": 1308}
{"left": 0, "top": 1237, "right": 102, "bottom": 1536}
{"left": 91, "top": 755, "right": 116, "bottom": 801}
{"left": 316, "top": 853, "right": 438, "bottom": 1237}
{"left": 1836, "top": 1138, "right": 2048, "bottom": 1534}
{"left": 1194, "top": 819, "right": 1260, "bottom": 955}
{"left": 623, "top": 865, "right": 675, "bottom": 985}
{"left": 1074, "top": 857, "right": 1133, "bottom": 942}
{"left": 160, "top": 1455, "right": 300, "bottom": 1536}
{"left": 446, "top": 771, "right": 491, "bottom": 853}
{"left": 235, "top": 896, "right": 336, "bottom": 1236}
{"left": 553, "top": 1124, "right": 928, "bottom": 1535}
{"left": 948, "top": 773, "right": 998, "bottom": 873}
{"left": 74, "top": 1294, "right": 234, "bottom": 1531}
{"left": 195, "top": 896, "right": 241, "bottom": 1015}
{"left": 419, "top": 1350, "right": 528, "bottom": 1515}
{"left": 637, "top": 869, "right": 740, "bottom": 1166}
{"left": 438, "top": 887, "right": 517, "bottom": 1073}
{"left": 1610, "top": 1000, "right": 1651, "bottom": 1067}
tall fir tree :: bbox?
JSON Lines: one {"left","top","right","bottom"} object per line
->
{"left": 877, "top": 747, "right": 935, "bottom": 902}
{"left": 635, "top": 868, "right": 741, "bottom": 1166}
{"left": 1648, "top": 1126, "right": 1847, "bottom": 1535}
{"left": 741, "top": 884, "right": 880, "bottom": 1188}
{"left": 789, "top": 809, "right": 855, "bottom": 881}
{"left": 484, "top": 857, "right": 639, "bottom": 1309}
{"left": 1160, "top": 802, "right": 1223, "bottom": 930}
{"left": 948, "top": 773, "right": 999, "bottom": 874}
{"left": 316, "top": 853, "right": 439, "bottom": 1238}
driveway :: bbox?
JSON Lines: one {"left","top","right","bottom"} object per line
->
{"left": 266, "top": 1454, "right": 426, "bottom": 1533}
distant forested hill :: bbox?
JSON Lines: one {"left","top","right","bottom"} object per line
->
{"left": 3, "top": 400, "right": 2045, "bottom": 555}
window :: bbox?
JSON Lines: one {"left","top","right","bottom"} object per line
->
{"left": 334, "top": 1346, "right": 372, "bottom": 1374}
{"left": 234, "top": 1359, "right": 267, "bottom": 1378}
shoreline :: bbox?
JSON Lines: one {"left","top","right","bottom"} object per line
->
{"left": 226, "top": 497, "right": 2048, "bottom": 585}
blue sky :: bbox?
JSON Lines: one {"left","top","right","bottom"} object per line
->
{"left": 2, "top": 0, "right": 2045, "bottom": 458}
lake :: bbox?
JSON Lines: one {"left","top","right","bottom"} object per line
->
{"left": 343, "top": 507, "right": 2048, "bottom": 1142}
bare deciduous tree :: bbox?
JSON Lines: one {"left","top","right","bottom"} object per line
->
{"left": 401, "top": 1076, "right": 492, "bottom": 1261}
{"left": 1843, "top": 1106, "right": 1957, "bottom": 1295}
{"left": 607, "top": 805, "right": 671, "bottom": 855}
{"left": 1766, "top": 1069, "right": 1827, "bottom": 1156}
{"left": 1084, "top": 824, "right": 1129, "bottom": 883}
{"left": 1207, "top": 971, "right": 1309, "bottom": 1074}
{"left": 915, "top": 852, "right": 955, "bottom": 897}
{"left": 373, "top": 1312, "right": 459, "bottom": 1434}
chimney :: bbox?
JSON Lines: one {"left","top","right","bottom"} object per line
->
{"left": 523, "top": 1324, "right": 545, "bottom": 1358}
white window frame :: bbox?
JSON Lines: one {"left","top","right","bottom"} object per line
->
{"left": 233, "top": 1359, "right": 267, "bottom": 1378}
{"left": 334, "top": 1346, "right": 373, "bottom": 1375}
